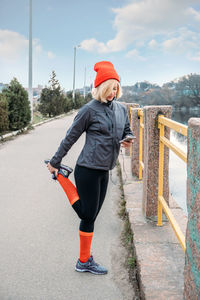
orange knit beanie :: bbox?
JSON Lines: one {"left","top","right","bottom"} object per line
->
{"left": 94, "top": 61, "right": 120, "bottom": 88}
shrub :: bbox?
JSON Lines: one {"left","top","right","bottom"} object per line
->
{"left": 2, "top": 78, "right": 31, "bottom": 130}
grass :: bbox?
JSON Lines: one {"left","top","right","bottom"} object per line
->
{"left": 33, "top": 111, "right": 49, "bottom": 125}
{"left": 1, "top": 109, "right": 76, "bottom": 140}
{"left": 0, "top": 111, "right": 66, "bottom": 142}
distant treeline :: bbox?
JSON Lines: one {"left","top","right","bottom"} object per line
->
{"left": 120, "top": 73, "right": 200, "bottom": 108}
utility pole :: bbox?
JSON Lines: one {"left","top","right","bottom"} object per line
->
{"left": 28, "top": 0, "right": 33, "bottom": 122}
{"left": 83, "top": 66, "right": 86, "bottom": 99}
{"left": 72, "top": 45, "right": 80, "bottom": 102}
{"left": 72, "top": 46, "right": 76, "bottom": 101}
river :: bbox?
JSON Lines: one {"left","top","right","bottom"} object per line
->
{"left": 169, "top": 107, "right": 200, "bottom": 216}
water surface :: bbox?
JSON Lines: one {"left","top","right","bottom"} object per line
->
{"left": 169, "top": 107, "right": 200, "bottom": 216}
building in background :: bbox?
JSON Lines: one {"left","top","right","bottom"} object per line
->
{"left": 0, "top": 83, "right": 8, "bottom": 92}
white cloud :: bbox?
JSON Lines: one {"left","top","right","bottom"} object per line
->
{"left": 163, "top": 38, "right": 186, "bottom": 55}
{"left": 0, "top": 30, "right": 28, "bottom": 60}
{"left": 80, "top": 0, "right": 200, "bottom": 55}
{"left": 125, "top": 48, "right": 146, "bottom": 61}
{"left": 33, "top": 38, "right": 42, "bottom": 54}
{"left": 47, "top": 51, "right": 55, "bottom": 59}
{"left": 188, "top": 52, "right": 200, "bottom": 61}
{"left": 187, "top": 7, "right": 200, "bottom": 21}
{"left": 162, "top": 28, "right": 199, "bottom": 55}
{"left": 80, "top": 38, "right": 111, "bottom": 53}
{"left": 35, "top": 45, "right": 42, "bottom": 53}
{"left": 0, "top": 29, "right": 56, "bottom": 63}
{"left": 148, "top": 39, "right": 158, "bottom": 49}
{"left": 126, "top": 49, "right": 138, "bottom": 57}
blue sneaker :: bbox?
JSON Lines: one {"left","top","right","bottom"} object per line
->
{"left": 75, "top": 255, "right": 108, "bottom": 275}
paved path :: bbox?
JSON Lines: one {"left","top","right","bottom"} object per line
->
{"left": 0, "top": 112, "right": 135, "bottom": 300}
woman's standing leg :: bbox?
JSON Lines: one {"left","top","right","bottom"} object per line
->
{"left": 74, "top": 165, "right": 108, "bottom": 263}
{"left": 93, "top": 171, "right": 109, "bottom": 221}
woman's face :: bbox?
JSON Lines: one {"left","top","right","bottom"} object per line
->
{"left": 106, "top": 82, "right": 118, "bottom": 101}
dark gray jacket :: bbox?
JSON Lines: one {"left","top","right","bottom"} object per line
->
{"left": 50, "top": 99, "right": 133, "bottom": 171}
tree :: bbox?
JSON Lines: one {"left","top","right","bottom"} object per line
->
{"left": 85, "top": 92, "right": 92, "bottom": 103}
{"left": 38, "top": 71, "right": 65, "bottom": 117}
{"left": 66, "top": 91, "right": 90, "bottom": 110}
{"left": 0, "top": 94, "right": 9, "bottom": 134}
{"left": 39, "top": 71, "right": 92, "bottom": 117}
{"left": 2, "top": 78, "right": 31, "bottom": 130}
{"left": 63, "top": 96, "right": 73, "bottom": 113}
{"left": 176, "top": 74, "right": 200, "bottom": 106}
{"left": 73, "top": 92, "right": 85, "bottom": 109}
{"left": 38, "top": 88, "right": 53, "bottom": 117}
{"left": 48, "top": 70, "right": 59, "bottom": 89}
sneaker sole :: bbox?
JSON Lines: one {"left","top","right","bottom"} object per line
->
{"left": 75, "top": 267, "right": 107, "bottom": 275}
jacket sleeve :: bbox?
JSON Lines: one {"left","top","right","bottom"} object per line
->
{"left": 122, "top": 109, "right": 134, "bottom": 139}
{"left": 50, "top": 105, "right": 91, "bottom": 168}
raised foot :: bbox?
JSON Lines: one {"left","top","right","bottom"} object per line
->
{"left": 44, "top": 159, "right": 73, "bottom": 179}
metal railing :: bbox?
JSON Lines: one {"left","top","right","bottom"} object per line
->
{"left": 157, "top": 115, "right": 187, "bottom": 252}
{"left": 128, "top": 106, "right": 187, "bottom": 251}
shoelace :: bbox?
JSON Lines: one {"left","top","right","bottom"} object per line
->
{"left": 89, "top": 256, "right": 99, "bottom": 266}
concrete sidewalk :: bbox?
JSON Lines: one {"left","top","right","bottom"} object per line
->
{"left": 0, "top": 113, "right": 135, "bottom": 300}
{"left": 119, "top": 152, "right": 187, "bottom": 300}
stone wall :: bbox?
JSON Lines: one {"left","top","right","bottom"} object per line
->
{"left": 142, "top": 106, "right": 172, "bottom": 218}
{"left": 131, "top": 107, "right": 141, "bottom": 178}
{"left": 184, "top": 118, "right": 200, "bottom": 299}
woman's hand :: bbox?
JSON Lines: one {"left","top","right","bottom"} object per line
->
{"left": 121, "top": 139, "right": 134, "bottom": 148}
{"left": 47, "top": 162, "right": 59, "bottom": 177}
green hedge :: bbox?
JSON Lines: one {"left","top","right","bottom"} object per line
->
{"left": 2, "top": 78, "right": 31, "bottom": 131}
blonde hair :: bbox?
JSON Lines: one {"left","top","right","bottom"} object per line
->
{"left": 92, "top": 79, "right": 122, "bottom": 103}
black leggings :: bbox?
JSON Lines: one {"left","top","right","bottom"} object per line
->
{"left": 72, "top": 165, "right": 109, "bottom": 232}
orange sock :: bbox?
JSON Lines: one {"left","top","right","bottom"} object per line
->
{"left": 79, "top": 230, "right": 94, "bottom": 263}
{"left": 57, "top": 174, "right": 79, "bottom": 206}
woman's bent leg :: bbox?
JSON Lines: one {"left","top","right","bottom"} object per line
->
{"left": 56, "top": 173, "right": 83, "bottom": 218}
{"left": 57, "top": 174, "right": 79, "bottom": 205}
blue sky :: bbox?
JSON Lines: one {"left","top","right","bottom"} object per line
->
{"left": 0, "top": 0, "right": 200, "bottom": 91}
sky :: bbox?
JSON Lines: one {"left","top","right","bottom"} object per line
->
{"left": 0, "top": 0, "right": 200, "bottom": 91}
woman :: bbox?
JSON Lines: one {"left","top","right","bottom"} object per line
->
{"left": 47, "top": 61, "right": 134, "bottom": 275}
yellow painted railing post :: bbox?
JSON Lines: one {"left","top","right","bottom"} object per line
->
{"left": 157, "top": 115, "right": 164, "bottom": 226}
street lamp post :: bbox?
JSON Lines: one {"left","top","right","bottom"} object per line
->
{"left": 72, "top": 45, "right": 80, "bottom": 102}
{"left": 29, "top": 0, "right": 33, "bottom": 122}
{"left": 83, "top": 66, "right": 86, "bottom": 99}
